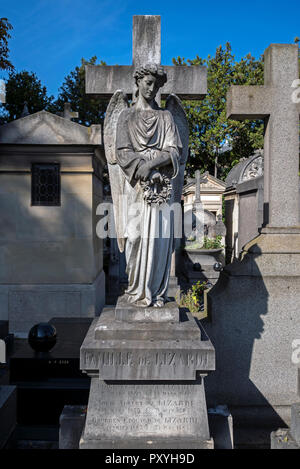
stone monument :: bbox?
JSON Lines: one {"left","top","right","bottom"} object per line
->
{"left": 205, "top": 44, "right": 300, "bottom": 436}
{"left": 80, "top": 15, "right": 215, "bottom": 449}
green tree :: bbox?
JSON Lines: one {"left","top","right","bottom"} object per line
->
{"left": 0, "top": 17, "right": 14, "bottom": 72}
{"left": 173, "top": 43, "right": 264, "bottom": 180}
{"left": 50, "top": 56, "right": 109, "bottom": 126}
{"left": 0, "top": 70, "right": 54, "bottom": 123}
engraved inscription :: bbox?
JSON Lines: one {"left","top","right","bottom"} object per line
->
{"left": 83, "top": 350, "right": 209, "bottom": 370}
{"left": 84, "top": 381, "right": 209, "bottom": 439}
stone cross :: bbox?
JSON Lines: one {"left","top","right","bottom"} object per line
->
{"left": 85, "top": 15, "right": 207, "bottom": 101}
{"left": 20, "top": 102, "right": 30, "bottom": 118}
{"left": 194, "top": 169, "right": 208, "bottom": 203}
{"left": 60, "top": 103, "right": 79, "bottom": 121}
{"left": 227, "top": 44, "right": 300, "bottom": 228}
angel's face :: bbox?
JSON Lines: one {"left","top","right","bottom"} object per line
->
{"left": 138, "top": 74, "right": 159, "bottom": 102}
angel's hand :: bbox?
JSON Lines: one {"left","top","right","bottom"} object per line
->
{"left": 135, "top": 162, "right": 152, "bottom": 181}
{"left": 150, "top": 171, "right": 163, "bottom": 184}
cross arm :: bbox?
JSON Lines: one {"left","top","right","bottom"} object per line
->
{"left": 86, "top": 64, "right": 207, "bottom": 100}
{"left": 85, "top": 65, "right": 134, "bottom": 98}
{"left": 226, "top": 86, "right": 272, "bottom": 120}
{"left": 162, "top": 66, "right": 207, "bottom": 100}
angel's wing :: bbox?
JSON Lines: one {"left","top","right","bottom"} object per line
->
{"left": 104, "top": 90, "right": 129, "bottom": 252}
{"left": 166, "top": 94, "right": 189, "bottom": 204}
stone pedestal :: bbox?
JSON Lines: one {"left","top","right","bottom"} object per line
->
{"left": 80, "top": 303, "right": 215, "bottom": 449}
{"left": 206, "top": 228, "right": 300, "bottom": 428}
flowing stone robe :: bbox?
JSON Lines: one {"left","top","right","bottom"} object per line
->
{"left": 116, "top": 105, "right": 182, "bottom": 306}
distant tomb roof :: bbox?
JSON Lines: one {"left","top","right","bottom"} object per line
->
{"left": 225, "top": 150, "right": 264, "bottom": 189}
{"left": 0, "top": 110, "right": 101, "bottom": 145}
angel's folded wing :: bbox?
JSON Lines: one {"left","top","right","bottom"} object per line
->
{"left": 104, "top": 91, "right": 129, "bottom": 252}
{"left": 166, "top": 94, "right": 189, "bottom": 204}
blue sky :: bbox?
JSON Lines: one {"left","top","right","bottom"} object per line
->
{"left": 1, "top": 0, "right": 299, "bottom": 97}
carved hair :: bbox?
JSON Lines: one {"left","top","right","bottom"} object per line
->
{"left": 133, "top": 63, "right": 167, "bottom": 89}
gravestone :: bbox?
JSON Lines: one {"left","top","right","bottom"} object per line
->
{"left": 79, "top": 15, "right": 216, "bottom": 449}
{"left": 224, "top": 150, "right": 264, "bottom": 262}
{"left": 205, "top": 44, "right": 300, "bottom": 438}
{"left": 10, "top": 318, "right": 91, "bottom": 438}
{"left": 0, "top": 109, "right": 106, "bottom": 335}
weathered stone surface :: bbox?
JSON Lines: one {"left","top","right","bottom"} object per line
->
{"left": 6, "top": 267, "right": 105, "bottom": 336}
{"left": 115, "top": 297, "right": 180, "bottom": 323}
{"left": 0, "top": 385, "right": 16, "bottom": 449}
{"left": 81, "top": 317, "right": 215, "bottom": 381}
{"left": 80, "top": 378, "right": 212, "bottom": 449}
{"left": 206, "top": 230, "right": 300, "bottom": 426}
{"left": 95, "top": 307, "right": 200, "bottom": 341}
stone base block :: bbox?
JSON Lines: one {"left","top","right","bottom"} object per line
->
{"left": 0, "top": 385, "right": 17, "bottom": 449}
{"left": 115, "top": 296, "right": 179, "bottom": 323}
{"left": 206, "top": 231, "right": 300, "bottom": 418}
{"left": 3, "top": 269, "right": 105, "bottom": 336}
{"left": 80, "top": 378, "right": 212, "bottom": 449}
{"left": 80, "top": 304, "right": 215, "bottom": 449}
{"left": 59, "top": 405, "right": 87, "bottom": 449}
{"left": 60, "top": 404, "right": 235, "bottom": 449}
{"left": 81, "top": 317, "right": 215, "bottom": 381}
{"left": 94, "top": 307, "right": 201, "bottom": 341}
{"left": 80, "top": 436, "right": 214, "bottom": 449}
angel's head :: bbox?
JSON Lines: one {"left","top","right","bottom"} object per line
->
{"left": 133, "top": 63, "right": 167, "bottom": 102}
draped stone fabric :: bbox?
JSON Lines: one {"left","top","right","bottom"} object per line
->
{"left": 116, "top": 106, "right": 182, "bottom": 306}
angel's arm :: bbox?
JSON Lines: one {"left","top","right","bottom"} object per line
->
{"left": 117, "top": 148, "right": 146, "bottom": 183}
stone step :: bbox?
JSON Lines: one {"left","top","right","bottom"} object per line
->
{"left": 291, "top": 403, "right": 300, "bottom": 446}
{"left": 94, "top": 307, "right": 201, "bottom": 341}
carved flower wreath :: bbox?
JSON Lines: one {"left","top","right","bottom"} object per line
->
{"left": 140, "top": 173, "right": 172, "bottom": 205}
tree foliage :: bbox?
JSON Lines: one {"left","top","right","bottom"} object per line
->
{"left": 0, "top": 17, "right": 14, "bottom": 72}
{"left": 173, "top": 43, "right": 264, "bottom": 180}
{"left": 0, "top": 70, "right": 54, "bottom": 123}
{"left": 50, "top": 56, "right": 109, "bottom": 126}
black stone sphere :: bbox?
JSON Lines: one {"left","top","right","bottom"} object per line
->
{"left": 28, "top": 323, "right": 57, "bottom": 352}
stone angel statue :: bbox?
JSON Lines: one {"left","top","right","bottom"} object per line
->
{"left": 104, "top": 63, "right": 188, "bottom": 308}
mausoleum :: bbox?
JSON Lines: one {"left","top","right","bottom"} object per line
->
{"left": 0, "top": 109, "right": 106, "bottom": 335}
